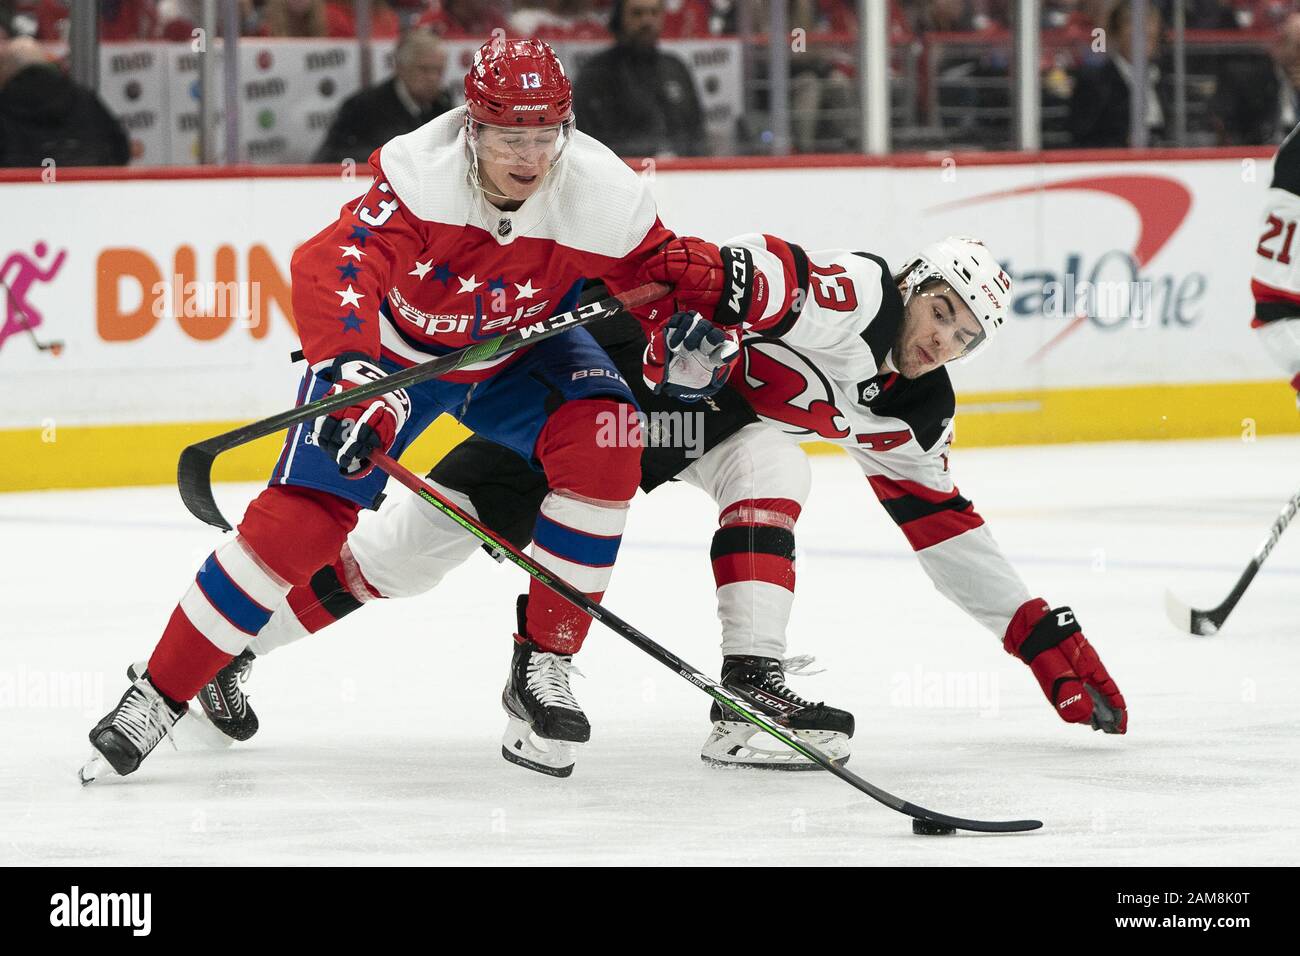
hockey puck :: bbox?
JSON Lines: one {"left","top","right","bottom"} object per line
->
{"left": 912, "top": 818, "right": 957, "bottom": 836}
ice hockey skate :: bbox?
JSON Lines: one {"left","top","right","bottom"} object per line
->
{"left": 701, "top": 656, "right": 854, "bottom": 770}
{"left": 500, "top": 598, "right": 590, "bottom": 778}
{"left": 193, "top": 649, "right": 259, "bottom": 741}
{"left": 126, "top": 659, "right": 244, "bottom": 751}
{"left": 80, "top": 671, "right": 187, "bottom": 784}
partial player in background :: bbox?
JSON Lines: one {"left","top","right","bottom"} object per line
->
{"left": 1252, "top": 122, "right": 1300, "bottom": 405}
{"left": 193, "top": 233, "right": 1128, "bottom": 770}
{"left": 81, "top": 38, "right": 740, "bottom": 784}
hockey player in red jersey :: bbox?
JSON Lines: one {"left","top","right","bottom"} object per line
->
{"left": 80, "top": 38, "right": 745, "bottom": 783}
{"left": 1251, "top": 123, "right": 1300, "bottom": 405}
{"left": 189, "top": 233, "right": 1128, "bottom": 770}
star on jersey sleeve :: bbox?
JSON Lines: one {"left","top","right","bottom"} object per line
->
{"left": 289, "top": 178, "right": 431, "bottom": 368}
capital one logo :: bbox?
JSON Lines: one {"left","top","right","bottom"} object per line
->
{"left": 927, "top": 174, "right": 1204, "bottom": 360}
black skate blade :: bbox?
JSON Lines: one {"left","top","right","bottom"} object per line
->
{"left": 500, "top": 745, "right": 574, "bottom": 778}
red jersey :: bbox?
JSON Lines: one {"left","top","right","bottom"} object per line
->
{"left": 290, "top": 107, "right": 674, "bottom": 382}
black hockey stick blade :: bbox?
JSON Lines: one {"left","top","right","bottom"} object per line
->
{"left": 371, "top": 450, "right": 1043, "bottom": 835}
{"left": 1165, "top": 487, "right": 1299, "bottom": 637}
{"left": 1164, "top": 560, "right": 1262, "bottom": 637}
{"left": 176, "top": 281, "right": 669, "bottom": 531}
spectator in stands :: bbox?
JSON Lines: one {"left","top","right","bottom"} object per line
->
{"left": 1177, "top": 0, "right": 1240, "bottom": 29}
{"left": 1207, "top": 9, "right": 1300, "bottom": 144}
{"left": 1067, "top": 1, "right": 1168, "bottom": 147}
{"left": 660, "top": 0, "right": 716, "bottom": 36}
{"left": 324, "top": 0, "right": 401, "bottom": 37}
{"left": 314, "top": 27, "right": 450, "bottom": 163}
{"left": 510, "top": 0, "right": 606, "bottom": 39}
{"left": 913, "top": 0, "right": 993, "bottom": 33}
{"left": 262, "top": 0, "right": 329, "bottom": 36}
{"left": 417, "top": 0, "right": 509, "bottom": 38}
{"left": 8, "top": 0, "right": 161, "bottom": 40}
{"left": 573, "top": 0, "right": 707, "bottom": 157}
{"left": 0, "top": 36, "right": 130, "bottom": 166}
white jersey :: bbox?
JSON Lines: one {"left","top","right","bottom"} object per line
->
{"left": 724, "top": 233, "right": 1031, "bottom": 636}
{"left": 1251, "top": 124, "right": 1300, "bottom": 386}
{"left": 1252, "top": 124, "right": 1300, "bottom": 314}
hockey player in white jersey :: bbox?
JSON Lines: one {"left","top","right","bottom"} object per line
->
{"left": 1251, "top": 123, "right": 1300, "bottom": 403}
{"left": 189, "top": 232, "right": 1129, "bottom": 770}
{"left": 681, "top": 233, "right": 1127, "bottom": 763}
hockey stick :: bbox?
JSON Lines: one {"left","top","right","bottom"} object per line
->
{"left": 370, "top": 450, "right": 1042, "bottom": 835}
{"left": 1165, "top": 487, "right": 1300, "bottom": 636}
{"left": 177, "top": 281, "right": 669, "bottom": 531}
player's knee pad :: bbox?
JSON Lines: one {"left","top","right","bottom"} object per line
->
{"left": 347, "top": 480, "right": 482, "bottom": 598}
{"left": 236, "top": 485, "right": 360, "bottom": 584}
{"left": 696, "top": 423, "right": 812, "bottom": 515}
{"left": 536, "top": 398, "right": 642, "bottom": 502}
{"left": 1256, "top": 318, "right": 1300, "bottom": 386}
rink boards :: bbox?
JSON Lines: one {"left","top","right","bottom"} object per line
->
{"left": 3, "top": 149, "right": 1297, "bottom": 492}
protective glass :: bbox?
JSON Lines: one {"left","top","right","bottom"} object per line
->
{"left": 467, "top": 118, "right": 575, "bottom": 170}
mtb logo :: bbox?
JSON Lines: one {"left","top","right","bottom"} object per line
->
{"left": 0, "top": 241, "right": 66, "bottom": 351}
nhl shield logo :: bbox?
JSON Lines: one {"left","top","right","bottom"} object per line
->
{"left": 860, "top": 381, "right": 880, "bottom": 404}
{"left": 497, "top": 217, "right": 513, "bottom": 238}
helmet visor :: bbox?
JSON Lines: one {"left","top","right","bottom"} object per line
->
{"left": 468, "top": 118, "right": 575, "bottom": 171}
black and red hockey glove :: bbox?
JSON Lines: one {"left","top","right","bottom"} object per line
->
{"left": 310, "top": 354, "right": 411, "bottom": 479}
{"left": 642, "top": 311, "right": 740, "bottom": 402}
{"left": 1003, "top": 599, "right": 1128, "bottom": 734}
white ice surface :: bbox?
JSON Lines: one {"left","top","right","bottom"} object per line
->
{"left": 2, "top": 436, "right": 1298, "bottom": 866}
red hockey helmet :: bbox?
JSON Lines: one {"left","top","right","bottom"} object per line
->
{"left": 464, "top": 37, "right": 573, "bottom": 127}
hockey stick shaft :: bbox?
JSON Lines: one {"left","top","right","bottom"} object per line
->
{"left": 370, "top": 450, "right": 1042, "bottom": 834}
{"left": 1189, "top": 487, "right": 1300, "bottom": 634}
{"left": 177, "top": 281, "right": 669, "bottom": 531}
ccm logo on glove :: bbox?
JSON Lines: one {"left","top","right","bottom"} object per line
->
{"left": 1003, "top": 599, "right": 1128, "bottom": 734}
{"left": 310, "top": 354, "right": 411, "bottom": 479}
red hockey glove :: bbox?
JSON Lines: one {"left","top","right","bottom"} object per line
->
{"left": 310, "top": 354, "right": 411, "bottom": 479}
{"left": 1003, "top": 599, "right": 1128, "bottom": 734}
{"left": 642, "top": 311, "right": 741, "bottom": 402}
{"left": 636, "top": 236, "right": 726, "bottom": 314}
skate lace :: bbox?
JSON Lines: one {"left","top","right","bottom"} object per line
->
{"left": 116, "top": 683, "right": 177, "bottom": 753}
{"left": 526, "top": 653, "right": 582, "bottom": 711}
{"left": 760, "top": 660, "right": 818, "bottom": 708}
{"left": 782, "top": 654, "right": 825, "bottom": 677}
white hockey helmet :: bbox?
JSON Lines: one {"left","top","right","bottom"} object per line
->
{"left": 897, "top": 236, "right": 1011, "bottom": 361}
